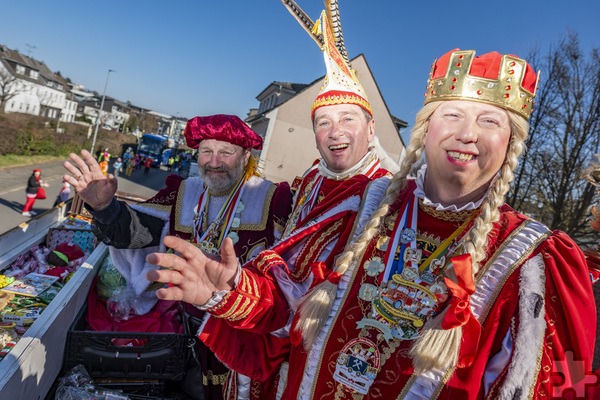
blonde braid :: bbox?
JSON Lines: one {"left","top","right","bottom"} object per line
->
{"left": 410, "top": 112, "right": 529, "bottom": 374}
{"left": 296, "top": 103, "right": 438, "bottom": 350}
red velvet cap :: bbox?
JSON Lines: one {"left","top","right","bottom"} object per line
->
{"left": 33, "top": 168, "right": 41, "bottom": 173}
{"left": 184, "top": 114, "right": 263, "bottom": 150}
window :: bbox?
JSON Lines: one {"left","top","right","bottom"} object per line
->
{"left": 29, "top": 70, "right": 39, "bottom": 79}
{"left": 16, "top": 65, "right": 25, "bottom": 74}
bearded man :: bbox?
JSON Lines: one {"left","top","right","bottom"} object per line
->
{"left": 63, "top": 114, "right": 292, "bottom": 400}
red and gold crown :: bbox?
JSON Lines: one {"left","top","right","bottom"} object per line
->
{"left": 311, "top": 9, "right": 372, "bottom": 119}
{"left": 424, "top": 49, "right": 540, "bottom": 119}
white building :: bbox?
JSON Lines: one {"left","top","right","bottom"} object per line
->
{"left": 0, "top": 44, "right": 73, "bottom": 121}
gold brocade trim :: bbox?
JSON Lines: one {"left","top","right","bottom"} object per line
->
{"left": 418, "top": 198, "right": 478, "bottom": 222}
{"left": 203, "top": 370, "right": 229, "bottom": 386}
{"left": 291, "top": 219, "right": 343, "bottom": 280}
{"left": 217, "top": 272, "right": 259, "bottom": 321}
{"left": 528, "top": 303, "right": 545, "bottom": 399}
{"left": 217, "top": 294, "right": 244, "bottom": 320}
{"left": 174, "top": 179, "right": 194, "bottom": 234}
{"left": 254, "top": 252, "right": 283, "bottom": 273}
{"left": 137, "top": 202, "right": 173, "bottom": 213}
{"left": 210, "top": 291, "right": 233, "bottom": 313}
{"left": 282, "top": 169, "right": 320, "bottom": 238}
{"left": 395, "top": 366, "right": 455, "bottom": 400}
{"left": 227, "top": 297, "right": 252, "bottom": 321}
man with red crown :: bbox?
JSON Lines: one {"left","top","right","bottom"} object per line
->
{"left": 63, "top": 114, "right": 292, "bottom": 400}
{"left": 146, "top": 45, "right": 597, "bottom": 399}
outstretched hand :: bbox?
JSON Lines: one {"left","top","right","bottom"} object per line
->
{"left": 63, "top": 149, "right": 118, "bottom": 210}
{"left": 146, "top": 236, "right": 239, "bottom": 307}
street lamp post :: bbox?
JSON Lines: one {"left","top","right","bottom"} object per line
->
{"left": 171, "top": 111, "right": 179, "bottom": 139}
{"left": 90, "top": 69, "right": 115, "bottom": 155}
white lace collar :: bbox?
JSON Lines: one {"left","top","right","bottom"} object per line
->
{"left": 413, "top": 164, "right": 496, "bottom": 212}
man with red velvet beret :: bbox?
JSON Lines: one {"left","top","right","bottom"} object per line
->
{"left": 63, "top": 113, "right": 292, "bottom": 400}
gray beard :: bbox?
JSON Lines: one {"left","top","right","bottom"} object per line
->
{"left": 199, "top": 158, "right": 246, "bottom": 193}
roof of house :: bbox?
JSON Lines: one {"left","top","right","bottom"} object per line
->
{"left": 0, "top": 44, "right": 68, "bottom": 90}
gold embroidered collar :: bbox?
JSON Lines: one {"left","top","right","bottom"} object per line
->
{"left": 418, "top": 198, "right": 478, "bottom": 222}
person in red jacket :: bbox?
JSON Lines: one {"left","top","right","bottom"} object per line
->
{"left": 22, "top": 168, "right": 49, "bottom": 217}
{"left": 143, "top": 156, "right": 154, "bottom": 175}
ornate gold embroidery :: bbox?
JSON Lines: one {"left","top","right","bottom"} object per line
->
{"left": 418, "top": 198, "right": 478, "bottom": 222}
{"left": 227, "top": 297, "right": 252, "bottom": 321}
{"left": 217, "top": 295, "right": 245, "bottom": 320}
{"left": 292, "top": 219, "right": 343, "bottom": 280}
{"left": 255, "top": 252, "right": 283, "bottom": 273}
{"left": 203, "top": 370, "right": 229, "bottom": 385}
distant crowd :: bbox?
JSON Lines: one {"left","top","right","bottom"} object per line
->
{"left": 95, "top": 147, "right": 195, "bottom": 178}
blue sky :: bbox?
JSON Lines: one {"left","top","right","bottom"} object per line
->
{"left": 1, "top": 1, "right": 598, "bottom": 129}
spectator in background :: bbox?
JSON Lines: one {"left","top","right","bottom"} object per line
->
{"left": 173, "top": 154, "right": 181, "bottom": 175}
{"left": 125, "top": 157, "right": 135, "bottom": 177}
{"left": 53, "top": 179, "right": 71, "bottom": 207}
{"left": 112, "top": 157, "right": 123, "bottom": 177}
{"left": 98, "top": 158, "right": 109, "bottom": 176}
{"left": 143, "top": 156, "right": 154, "bottom": 175}
{"left": 22, "top": 168, "right": 49, "bottom": 217}
{"left": 136, "top": 155, "right": 144, "bottom": 171}
{"left": 98, "top": 147, "right": 111, "bottom": 162}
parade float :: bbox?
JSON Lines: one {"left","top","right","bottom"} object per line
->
{"left": 0, "top": 192, "right": 187, "bottom": 399}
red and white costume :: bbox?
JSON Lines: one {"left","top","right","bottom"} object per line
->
{"left": 200, "top": 149, "right": 389, "bottom": 399}
{"left": 199, "top": 167, "right": 596, "bottom": 399}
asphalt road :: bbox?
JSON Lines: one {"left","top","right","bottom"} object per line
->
{"left": 0, "top": 159, "right": 172, "bottom": 236}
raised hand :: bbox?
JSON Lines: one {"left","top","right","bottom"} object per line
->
{"left": 63, "top": 149, "right": 118, "bottom": 210}
{"left": 146, "top": 236, "right": 239, "bottom": 307}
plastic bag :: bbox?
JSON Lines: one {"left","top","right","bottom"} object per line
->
{"left": 54, "top": 364, "right": 129, "bottom": 400}
{"left": 36, "top": 187, "right": 47, "bottom": 199}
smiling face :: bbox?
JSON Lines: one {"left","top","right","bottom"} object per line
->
{"left": 424, "top": 100, "right": 511, "bottom": 206}
{"left": 313, "top": 104, "right": 375, "bottom": 173}
{"left": 197, "top": 139, "right": 250, "bottom": 193}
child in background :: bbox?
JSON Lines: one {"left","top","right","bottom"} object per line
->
{"left": 112, "top": 157, "right": 123, "bottom": 177}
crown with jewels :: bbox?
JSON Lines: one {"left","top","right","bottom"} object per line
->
{"left": 424, "top": 49, "right": 540, "bottom": 119}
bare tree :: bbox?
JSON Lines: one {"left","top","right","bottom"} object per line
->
{"left": 0, "top": 68, "right": 23, "bottom": 110}
{"left": 138, "top": 112, "right": 160, "bottom": 133}
{"left": 508, "top": 32, "right": 600, "bottom": 246}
